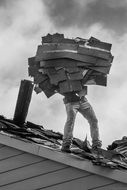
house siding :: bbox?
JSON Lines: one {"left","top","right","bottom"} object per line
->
{"left": 0, "top": 143, "right": 126, "bottom": 190}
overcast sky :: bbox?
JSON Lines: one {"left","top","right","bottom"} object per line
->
{"left": 0, "top": 0, "right": 127, "bottom": 148}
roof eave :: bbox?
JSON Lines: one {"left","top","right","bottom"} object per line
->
{"left": 0, "top": 132, "right": 126, "bottom": 184}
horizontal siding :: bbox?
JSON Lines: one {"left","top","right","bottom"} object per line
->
{"left": 37, "top": 180, "right": 127, "bottom": 190}
{"left": 0, "top": 146, "right": 23, "bottom": 160}
{"left": 0, "top": 160, "right": 69, "bottom": 187}
{"left": 37, "top": 174, "right": 117, "bottom": 190}
{"left": 89, "top": 181, "right": 127, "bottom": 190}
{"left": 0, "top": 166, "right": 91, "bottom": 190}
{"left": 0, "top": 153, "right": 46, "bottom": 174}
{"left": 0, "top": 144, "right": 126, "bottom": 190}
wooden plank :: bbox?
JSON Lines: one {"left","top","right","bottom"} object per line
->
{"left": 42, "top": 33, "right": 64, "bottom": 43}
{"left": 91, "top": 182, "right": 127, "bottom": 189}
{"left": 42, "top": 34, "right": 78, "bottom": 44}
{"left": 77, "top": 59, "right": 111, "bottom": 67}
{"left": 38, "top": 174, "right": 116, "bottom": 190}
{"left": 43, "top": 88, "right": 56, "bottom": 98}
{"left": 80, "top": 65, "right": 111, "bottom": 74}
{"left": 28, "top": 57, "right": 40, "bottom": 77}
{"left": 90, "top": 67, "right": 110, "bottom": 74}
{"left": 28, "top": 57, "right": 40, "bottom": 67}
{"left": 83, "top": 74, "right": 107, "bottom": 87}
{"left": 49, "top": 69, "right": 67, "bottom": 85}
{"left": 65, "top": 67, "right": 80, "bottom": 73}
{"left": 88, "top": 37, "right": 112, "bottom": 51}
{"left": 68, "top": 71, "right": 83, "bottom": 80}
{"left": 59, "top": 80, "right": 82, "bottom": 93}
{"left": 45, "top": 68, "right": 57, "bottom": 75}
{"left": 40, "top": 59, "right": 76, "bottom": 68}
{"left": 39, "top": 79, "right": 55, "bottom": 91}
{"left": 40, "top": 59, "right": 89, "bottom": 68}
{"left": 39, "top": 79, "right": 56, "bottom": 98}
{"left": 78, "top": 46, "right": 112, "bottom": 60}
{"left": 36, "top": 51, "right": 98, "bottom": 64}
{"left": 0, "top": 160, "right": 69, "bottom": 187}
{"left": 0, "top": 146, "right": 23, "bottom": 160}
{"left": 28, "top": 66, "right": 39, "bottom": 77}
{"left": 37, "top": 44, "right": 111, "bottom": 60}
{"left": 95, "top": 75, "right": 107, "bottom": 86}
{"left": 0, "top": 167, "right": 90, "bottom": 190}
{"left": 28, "top": 57, "right": 36, "bottom": 66}
{"left": 41, "top": 43, "right": 78, "bottom": 52}
{"left": 34, "top": 73, "right": 48, "bottom": 84}
{"left": 40, "top": 59, "right": 111, "bottom": 75}
{"left": 0, "top": 153, "right": 46, "bottom": 174}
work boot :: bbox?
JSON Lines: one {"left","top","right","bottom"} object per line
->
{"left": 92, "top": 140, "right": 103, "bottom": 158}
{"left": 92, "top": 140, "right": 102, "bottom": 150}
{"left": 61, "top": 139, "right": 71, "bottom": 153}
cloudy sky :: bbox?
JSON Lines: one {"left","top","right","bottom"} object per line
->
{"left": 0, "top": 0, "right": 127, "bottom": 148}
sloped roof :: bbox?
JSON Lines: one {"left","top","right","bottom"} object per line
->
{"left": 0, "top": 115, "right": 127, "bottom": 184}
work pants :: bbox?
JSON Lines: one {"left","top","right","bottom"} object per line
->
{"left": 63, "top": 100, "right": 101, "bottom": 148}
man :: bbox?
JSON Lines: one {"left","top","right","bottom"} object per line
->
{"left": 61, "top": 87, "right": 102, "bottom": 153}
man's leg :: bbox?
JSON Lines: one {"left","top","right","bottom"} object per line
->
{"left": 62, "top": 102, "right": 78, "bottom": 152}
{"left": 79, "top": 102, "right": 102, "bottom": 149}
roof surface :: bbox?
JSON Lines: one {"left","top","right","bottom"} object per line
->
{"left": 0, "top": 115, "right": 127, "bottom": 184}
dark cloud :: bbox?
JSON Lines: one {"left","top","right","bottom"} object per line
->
{"left": 0, "top": 0, "right": 8, "bottom": 7}
{"left": 86, "top": 1, "right": 127, "bottom": 34}
{"left": 43, "top": 0, "right": 79, "bottom": 27}
{"left": 0, "top": 0, "right": 17, "bottom": 7}
{"left": 43, "top": 0, "right": 127, "bottom": 35}
{"left": 43, "top": 0, "right": 80, "bottom": 28}
{"left": 0, "top": 0, "right": 19, "bottom": 28}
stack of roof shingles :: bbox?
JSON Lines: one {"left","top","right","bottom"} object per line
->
{"left": 28, "top": 33, "right": 113, "bottom": 97}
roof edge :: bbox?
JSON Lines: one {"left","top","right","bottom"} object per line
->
{"left": 0, "top": 133, "right": 126, "bottom": 184}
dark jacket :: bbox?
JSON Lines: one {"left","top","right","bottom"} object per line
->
{"left": 63, "top": 92, "right": 80, "bottom": 104}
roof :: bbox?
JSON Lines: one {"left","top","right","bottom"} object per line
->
{"left": 0, "top": 115, "right": 127, "bottom": 184}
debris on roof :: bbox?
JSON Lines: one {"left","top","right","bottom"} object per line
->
{"left": 108, "top": 137, "right": 127, "bottom": 157}
{"left": 28, "top": 33, "right": 113, "bottom": 98}
{"left": 0, "top": 115, "right": 127, "bottom": 170}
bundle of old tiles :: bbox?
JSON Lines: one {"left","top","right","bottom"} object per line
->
{"left": 28, "top": 33, "right": 113, "bottom": 98}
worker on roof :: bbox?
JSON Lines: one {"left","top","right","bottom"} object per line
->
{"left": 61, "top": 87, "right": 102, "bottom": 153}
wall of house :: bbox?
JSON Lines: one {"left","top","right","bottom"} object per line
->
{"left": 0, "top": 143, "right": 126, "bottom": 190}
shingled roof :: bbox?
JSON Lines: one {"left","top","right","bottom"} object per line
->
{"left": 0, "top": 115, "right": 127, "bottom": 184}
